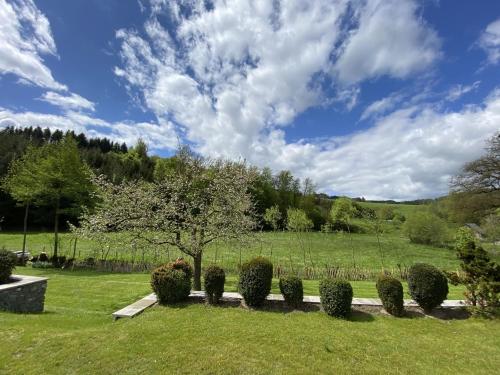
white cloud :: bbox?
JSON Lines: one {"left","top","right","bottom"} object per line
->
{"left": 116, "top": 0, "right": 351, "bottom": 159}
{"left": 39, "top": 91, "right": 96, "bottom": 112}
{"left": 260, "top": 90, "right": 500, "bottom": 200}
{"left": 360, "top": 93, "right": 402, "bottom": 120}
{"left": 3, "top": 0, "right": 489, "bottom": 200}
{"left": 334, "top": 0, "right": 441, "bottom": 84}
{"left": 0, "top": 0, "right": 66, "bottom": 90}
{"left": 478, "top": 18, "right": 500, "bottom": 65}
{"left": 0, "top": 108, "right": 178, "bottom": 150}
{"left": 446, "top": 81, "right": 480, "bottom": 102}
{"left": 115, "top": 0, "right": 442, "bottom": 158}
{"left": 112, "top": 0, "right": 482, "bottom": 200}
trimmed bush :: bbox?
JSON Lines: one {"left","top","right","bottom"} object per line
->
{"left": 238, "top": 257, "right": 273, "bottom": 307}
{"left": 151, "top": 260, "right": 193, "bottom": 304}
{"left": 319, "top": 279, "right": 353, "bottom": 318}
{"left": 408, "top": 263, "right": 448, "bottom": 313}
{"left": 204, "top": 265, "right": 225, "bottom": 304}
{"left": 279, "top": 276, "right": 303, "bottom": 308}
{"left": 376, "top": 274, "right": 404, "bottom": 317}
{"left": 169, "top": 258, "right": 193, "bottom": 279}
{"left": 0, "top": 249, "right": 16, "bottom": 283}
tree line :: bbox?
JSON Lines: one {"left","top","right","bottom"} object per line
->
{"left": 1, "top": 126, "right": 498, "bottom": 254}
{"left": 0, "top": 126, "right": 333, "bottom": 233}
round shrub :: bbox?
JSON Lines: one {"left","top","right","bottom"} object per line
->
{"left": 151, "top": 261, "right": 192, "bottom": 304}
{"left": 319, "top": 279, "right": 353, "bottom": 318}
{"left": 0, "top": 249, "right": 16, "bottom": 283}
{"left": 238, "top": 257, "right": 273, "bottom": 307}
{"left": 204, "top": 265, "right": 225, "bottom": 304}
{"left": 169, "top": 258, "right": 193, "bottom": 279}
{"left": 279, "top": 275, "right": 303, "bottom": 308}
{"left": 38, "top": 252, "right": 49, "bottom": 262}
{"left": 376, "top": 274, "right": 404, "bottom": 317}
{"left": 407, "top": 263, "right": 448, "bottom": 313}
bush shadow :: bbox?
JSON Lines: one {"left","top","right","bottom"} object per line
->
{"left": 348, "top": 308, "right": 375, "bottom": 322}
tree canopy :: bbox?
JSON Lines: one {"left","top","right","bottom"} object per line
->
{"left": 78, "top": 147, "right": 257, "bottom": 289}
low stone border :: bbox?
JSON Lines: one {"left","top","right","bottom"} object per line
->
{"left": 112, "top": 291, "right": 466, "bottom": 319}
{"left": 0, "top": 275, "right": 48, "bottom": 313}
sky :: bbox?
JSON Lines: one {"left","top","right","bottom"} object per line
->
{"left": 0, "top": 0, "right": 499, "bottom": 200}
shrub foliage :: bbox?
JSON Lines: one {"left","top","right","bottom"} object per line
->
{"left": 279, "top": 275, "right": 303, "bottom": 308}
{"left": 238, "top": 257, "right": 273, "bottom": 307}
{"left": 204, "top": 265, "right": 225, "bottom": 304}
{"left": 319, "top": 279, "right": 353, "bottom": 318}
{"left": 404, "top": 211, "right": 450, "bottom": 246}
{"left": 0, "top": 249, "right": 16, "bottom": 283}
{"left": 151, "top": 259, "right": 193, "bottom": 304}
{"left": 446, "top": 227, "right": 500, "bottom": 315}
{"left": 408, "top": 263, "right": 448, "bottom": 313}
{"left": 376, "top": 274, "right": 404, "bottom": 316}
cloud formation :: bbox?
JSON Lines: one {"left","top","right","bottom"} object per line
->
{"left": 2, "top": 0, "right": 496, "bottom": 200}
{"left": 112, "top": 0, "right": 458, "bottom": 199}
{"left": 301, "top": 91, "right": 500, "bottom": 200}
{"left": 478, "top": 18, "right": 500, "bottom": 65}
{"left": 39, "top": 91, "right": 96, "bottom": 112}
{"left": 0, "top": 0, "right": 66, "bottom": 90}
{"left": 333, "top": 0, "right": 441, "bottom": 83}
{"left": 0, "top": 107, "right": 178, "bottom": 150}
{"left": 446, "top": 81, "right": 481, "bottom": 102}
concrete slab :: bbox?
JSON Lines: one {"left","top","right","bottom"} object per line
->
{"left": 112, "top": 293, "right": 157, "bottom": 320}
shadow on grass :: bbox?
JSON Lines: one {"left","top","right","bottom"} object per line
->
{"left": 146, "top": 294, "right": 471, "bottom": 321}
{"left": 20, "top": 267, "right": 149, "bottom": 278}
{"left": 348, "top": 309, "right": 375, "bottom": 322}
{"left": 0, "top": 309, "right": 57, "bottom": 316}
{"left": 403, "top": 307, "right": 470, "bottom": 320}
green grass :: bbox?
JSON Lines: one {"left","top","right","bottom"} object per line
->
{"left": 0, "top": 230, "right": 469, "bottom": 276}
{"left": 1, "top": 268, "right": 499, "bottom": 374}
{"left": 6, "top": 267, "right": 468, "bottom": 299}
{"left": 359, "top": 201, "right": 425, "bottom": 218}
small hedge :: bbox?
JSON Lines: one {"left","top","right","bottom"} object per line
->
{"left": 319, "top": 279, "right": 353, "bottom": 318}
{"left": 0, "top": 249, "right": 16, "bottom": 284}
{"left": 238, "top": 257, "right": 273, "bottom": 307}
{"left": 279, "top": 275, "right": 303, "bottom": 308}
{"left": 408, "top": 263, "right": 448, "bottom": 313}
{"left": 376, "top": 274, "right": 404, "bottom": 317}
{"left": 169, "top": 258, "right": 193, "bottom": 279}
{"left": 151, "top": 259, "right": 193, "bottom": 304}
{"left": 204, "top": 265, "right": 225, "bottom": 304}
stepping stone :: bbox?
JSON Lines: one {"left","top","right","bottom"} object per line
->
{"left": 112, "top": 293, "right": 157, "bottom": 320}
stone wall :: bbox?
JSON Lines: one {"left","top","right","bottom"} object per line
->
{"left": 0, "top": 275, "right": 48, "bottom": 313}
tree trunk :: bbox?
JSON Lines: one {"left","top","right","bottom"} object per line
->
{"left": 53, "top": 200, "right": 60, "bottom": 259}
{"left": 21, "top": 202, "right": 30, "bottom": 264}
{"left": 193, "top": 252, "right": 202, "bottom": 291}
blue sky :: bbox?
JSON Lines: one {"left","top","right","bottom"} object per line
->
{"left": 0, "top": 0, "right": 499, "bottom": 200}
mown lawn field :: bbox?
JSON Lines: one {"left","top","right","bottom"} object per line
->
{"left": 0, "top": 230, "right": 468, "bottom": 277}
{"left": 1, "top": 268, "right": 499, "bottom": 374}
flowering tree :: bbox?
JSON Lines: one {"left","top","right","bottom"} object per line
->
{"left": 78, "top": 148, "right": 257, "bottom": 290}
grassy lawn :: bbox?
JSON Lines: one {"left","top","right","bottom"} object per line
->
{"left": 359, "top": 202, "right": 425, "bottom": 218}
{"left": 9, "top": 267, "right": 468, "bottom": 299}
{"left": 1, "top": 268, "right": 499, "bottom": 374}
{"left": 0, "top": 230, "right": 472, "bottom": 278}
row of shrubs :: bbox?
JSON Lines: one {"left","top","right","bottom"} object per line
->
{"left": 151, "top": 257, "right": 449, "bottom": 318}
